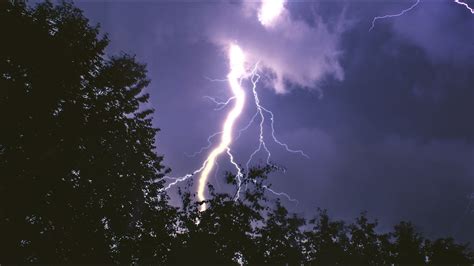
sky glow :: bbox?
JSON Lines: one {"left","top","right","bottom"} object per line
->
{"left": 258, "top": 0, "right": 286, "bottom": 27}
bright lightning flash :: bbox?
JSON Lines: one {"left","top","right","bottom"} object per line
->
{"left": 162, "top": 47, "right": 307, "bottom": 208}
{"left": 183, "top": 60, "right": 307, "bottom": 207}
{"left": 161, "top": 0, "right": 474, "bottom": 212}
{"left": 161, "top": 0, "right": 308, "bottom": 210}
{"left": 454, "top": 0, "right": 474, "bottom": 13}
{"left": 258, "top": 0, "right": 286, "bottom": 27}
{"left": 159, "top": 45, "right": 246, "bottom": 206}
{"left": 194, "top": 44, "right": 246, "bottom": 210}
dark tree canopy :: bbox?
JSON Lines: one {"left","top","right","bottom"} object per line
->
{"left": 1, "top": 1, "right": 473, "bottom": 264}
{"left": 0, "top": 1, "right": 173, "bottom": 262}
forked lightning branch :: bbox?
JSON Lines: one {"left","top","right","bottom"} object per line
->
{"left": 161, "top": 0, "right": 474, "bottom": 211}
{"left": 160, "top": 0, "right": 307, "bottom": 210}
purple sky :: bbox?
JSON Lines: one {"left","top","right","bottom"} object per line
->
{"left": 77, "top": 0, "right": 474, "bottom": 242}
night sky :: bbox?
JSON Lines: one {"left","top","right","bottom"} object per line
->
{"left": 77, "top": 0, "right": 474, "bottom": 243}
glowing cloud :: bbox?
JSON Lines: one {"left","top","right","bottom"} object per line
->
{"left": 258, "top": 0, "right": 286, "bottom": 27}
{"left": 209, "top": 1, "right": 345, "bottom": 94}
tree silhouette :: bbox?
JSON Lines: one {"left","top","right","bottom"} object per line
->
{"left": 1, "top": 1, "right": 473, "bottom": 264}
{"left": 346, "top": 212, "right": 389, "bottom": 264}
{"left": 167, "top": 167, "right": 272, "bottom": 264}
{"left": 255, "top": 200, "right": 305, "bottom": 264}
{"left": 305, "top": 209, "right": 350, "bottom": 264}
{"left": 0, "top": 1, "right": 174, "bottom": 263}
{"left": 426, "top": 237, "right": 474, "bottom": 264}
{"left": 391, "top": 221, "right": 426, "bottom": 264}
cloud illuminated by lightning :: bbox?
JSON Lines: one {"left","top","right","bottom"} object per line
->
{"left": 258, "top": 0, "right": 286, "bottom": 27}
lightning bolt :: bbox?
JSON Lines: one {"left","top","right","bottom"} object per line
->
{"left": 369, "top": 0, "right": 421, "bottom": 31}
{"left": 203, "top": 96, "right": 235, "bottom": 111}
{"left": 161, "top": 0, "right": 307, "bottom": 210}
{"left": 161, "top": 0, "right": 474, "bottom": 212}
{"left": 159, "top": 45, "right": 246, "bottom": 207}
{"left": 262, "top": 185, "right": 299, "bottom": 204}
{"left": 185, "top": 131, "right": 222, "bottom": 158}
{"left": 245, "top": 63, "right": 309, "bottom": 173}
{"left": 370, "top": 0, "right": 473, "bottom": 31}
{"left": 454, "top": 0, "right": 474, "bottom": 13}
{"left": 162, "top": 53, "right": 307, "bottom": 208}
{"left": 193, "top": 44, "right": 247, "bottom": 210}
{"left": 245, "top": 64, "right": 272, "bottom": 171}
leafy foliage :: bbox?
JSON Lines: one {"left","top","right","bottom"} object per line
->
{"left": 0, "top": 1, "right": 174, "bottom": 263}
{"left": 1, "top": 1, "right": 473, "bottom": 264}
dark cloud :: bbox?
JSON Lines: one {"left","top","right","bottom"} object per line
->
{"left": 392, "top": 1, "right": 474, "bottom": 64}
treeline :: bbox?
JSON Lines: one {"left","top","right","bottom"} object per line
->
{"left": 0, "top": 1, "right": 472, "bottom": 264}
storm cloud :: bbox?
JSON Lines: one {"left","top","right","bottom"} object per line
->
{"left": 77, "top": 0, "right": 474, "bottom": 243}
{"left": 204, "top": 1, "right": 346, "bottom": 94}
